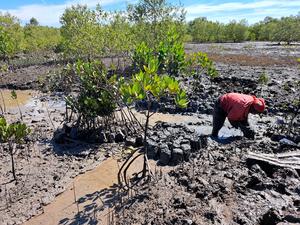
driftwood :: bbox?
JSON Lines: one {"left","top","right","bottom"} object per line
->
{"left": 247, "top": 151, "right": 300, "bottom": 170}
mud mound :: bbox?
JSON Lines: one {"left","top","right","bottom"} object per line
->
{"left": 147, "top": 122, "right": 207, "bottom": 165}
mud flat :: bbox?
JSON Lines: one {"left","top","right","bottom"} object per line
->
{"left": 0, "top": 93, "right": 109, "bottom": 225}
{"left": 0, "top": 92, "right": 202, "bottom": 225}
{"left": 0, "top": 42, "right": 299, "bottom": 224}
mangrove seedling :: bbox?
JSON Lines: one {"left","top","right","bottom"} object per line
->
{"left": 118, "top": 57, "right": 188, "bottom": 189}
{"left": 258, "top": 72, "right": 269, "bottom": 97}
{"left": 0, "top": 117, "right": 31, "bottom": 181}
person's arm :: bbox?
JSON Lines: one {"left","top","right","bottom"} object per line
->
{"left": 229, "top": 119, "right": 255, "bottom": 139}
{"left": 239, "top": 119, "right": 255, "bottom": 139}
{"left": 240, "top": 118, "right": 249, "bottom": 126}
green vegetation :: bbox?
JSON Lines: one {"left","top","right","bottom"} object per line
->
{"left": 258, "top": 72, "right": 269, "bottom": 97}
{"left": 132, "top": 29, "right": 186, "bottom": 76}
{"left": 0, "top": 117, "right": 30, "bottom": 181}
{"left": 65, "top": 60, "right": 117, "bottom": 131}
{"left": 118, "top": 56, "right": 188, "bottom": 188}
{"left": 187, "top": 18, "right": 248, "bottom": 43}
{"left": 0, "top": 13, "right": 60, "bottom": 61}
{"left": 187, "top": 15, "right": 300, "bottom": 43}
{"left": 60, "top": 5, "right": 107, "bottom": 60}
{"left": 250, "top": 16, "right": 300, "bottom": 44}
{"left": 185, "top": 52, "right": 218, "bottom": 89}
{"left": 127, "top": 0, "right": 186, "bottom": 48}
{"left": 0, "top": 13, "right": 23, "bottom": 63}
{"left": 23, "top": 22, "right": 61, "bottom": 52}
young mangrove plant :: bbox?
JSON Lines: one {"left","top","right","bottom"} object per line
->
{"left": 132, "top": 42, "right": 153, "bottom": 72}
{"left": 132, "top": 30, "right": 186, "bottom": 76}
{"left": 157, "top": 29, "right": 186, "bottom": 76}
{"left": 65, "top": 60, "right": 117, "bottom": 132}
{"left": 10, "top": 90, "right": 23, "bottom": 120}
{"left": 258, "top": 71, "right": 269, "bottom": 97}
{"left": 185, "top": 52, "right": 218, "bottom": 89}
{"left": 117, "top": 57, "right": 188, "bottom": 190}
{"left": 0, "top": 117, "right": 30, "bottom": 181}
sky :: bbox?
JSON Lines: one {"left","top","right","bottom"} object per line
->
{"left": 0, "top": 0, "right": 299, "bottom": 27}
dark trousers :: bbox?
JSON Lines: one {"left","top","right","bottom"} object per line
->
{"left": 212, "top": 98, "right": 227, "bottom": 137}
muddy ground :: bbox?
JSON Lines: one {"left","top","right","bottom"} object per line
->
{"left": 113, "top": 42, "right": 300, "bottom": 225}
{"left": 115, "top": 123, "right": 300, "bottom": 225}
{"left": 0, "top": 41, "right": 299, "bottom": 225}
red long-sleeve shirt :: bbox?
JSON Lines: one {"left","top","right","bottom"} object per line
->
{"left": 220, "top": 93, "right": 255, "bottom": 122}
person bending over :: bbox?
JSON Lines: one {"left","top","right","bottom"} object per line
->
{"left": 212, "top": 93, "right": 266, "bottom": 139}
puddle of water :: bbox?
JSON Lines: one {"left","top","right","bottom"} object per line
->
{"left": 0, "top": 89, "right": 33, "bottom": 110}
{"left": 133, "top": 110, "right": 203, "bottom": 126}
{"left": 23, "top": 155, "right": 166, "bottom": 225}
{"left": 23, "top": 157, "right": 120, "bottom": 225}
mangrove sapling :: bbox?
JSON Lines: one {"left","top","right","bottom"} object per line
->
{"left": 10, "top": 90, "right": 23, "bottom": 120}
{"left": 0, "top": 117, "right": 31, "bottom": 182}
{"left": 64, "top": 60, "right": 117, "bottom": 132}
{"left": 185, "top": 52, "right": 218, "bottom": 90}
{"left": 118, "top": 57, "right": 188, "bottom": 189}
{"left": 258, "top": 72, "right": 269, "bottom": 97}
{"left": 132, "top": 42, "right": 153, "bottom": 72}
{"left": 132, "top": 30, "right": 186, "bottom": 77}
{"left": 157, "top": 29, "right": 186, "bottom": 76}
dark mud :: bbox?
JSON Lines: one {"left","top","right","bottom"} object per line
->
{"left": 0, "top": 94, "right": 124, "bottom": 225}
{"left": 0, "top": 42, "right": 299, "bottom": 225}
{"left": 115, "top": 124, "right": 300, "bottom": 225}
{"left": 113, "top": 42, "right": 300, "bottom": 224}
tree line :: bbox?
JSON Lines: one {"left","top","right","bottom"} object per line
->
{"left": 188, "top": 15, "right": 300, "bottom": 43}
{"left": 0, "top": 0, "right": 300, "bottom": 62}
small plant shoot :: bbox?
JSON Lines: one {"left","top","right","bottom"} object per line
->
{"left": 0, "top": 117, "right": 30, "bottom": 181}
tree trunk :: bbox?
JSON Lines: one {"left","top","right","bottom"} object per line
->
{"left": 9, "top": 143, "right": 16, "bottom": 181}
{"left": 142, "top": 101, "right": 151, "bottom": 177}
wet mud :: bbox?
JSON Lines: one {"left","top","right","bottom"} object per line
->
{"left": 0, "top": 42, "right": 299, "bottom": 225}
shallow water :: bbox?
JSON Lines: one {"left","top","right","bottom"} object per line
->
{"left": 23, "top": 155, "right": 166, "bottom": 225}
{"left": 0, "top": 89, "right": 33, "bottom": 111}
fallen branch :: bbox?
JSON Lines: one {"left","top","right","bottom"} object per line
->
{"left": 247, "top": 151, "right": 300, "bottom": 170}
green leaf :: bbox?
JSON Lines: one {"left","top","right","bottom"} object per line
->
{"left": 11, "top": 90, "right": 17, "bottom": 100}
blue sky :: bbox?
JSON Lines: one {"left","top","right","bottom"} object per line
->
{"left": 0, "top": 0, "right": 299, "bottom": 27}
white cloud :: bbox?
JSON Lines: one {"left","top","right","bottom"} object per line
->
{"left": 185, "top": 0, "right": 300, "bottom": 23}
{"left": 186, "top": 0, "right": 300, "bottom": 15}
{"left": 1, "top": 0, "right": 300, "bottom": 26}
{"left": 0, "top": 0, "right": 127, "bottom": 26}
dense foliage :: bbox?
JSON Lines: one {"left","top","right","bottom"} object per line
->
{"left": 187, "top": 18, "right": 248, "bottom": 43}
{"left": 250, "top": 16, "right": 300, "bottom": 43}
{"left": 132, "top": 29, "right": 186, "bottom": 76}
{"left": 187, "top": 15, "right": 300, "bottom": 43}
{"left": 0, "top": 13, "right": 24, "bottom": 62}
{"left": 127, "top": 0, "right": 186, "bottom": 48}
{"left": 65, "top": 60, "right": 117, "bottom": 130}
{"left": 0, "top": 13, "right": 60, "bottom": 60}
